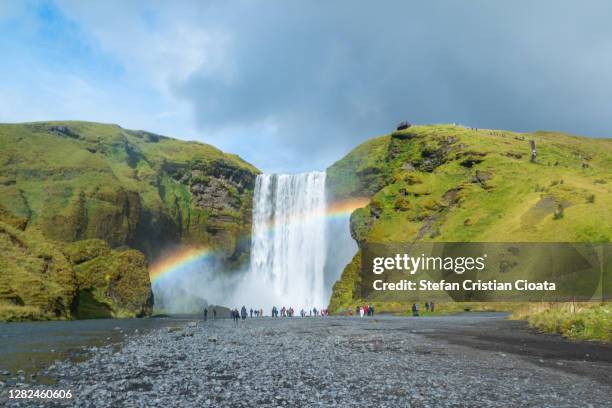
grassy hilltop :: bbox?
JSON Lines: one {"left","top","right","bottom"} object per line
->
{"left": 0, "top": 121, "right": 259, "bottom": 321}
{"left": 327, "top": 124, "right": 611, "bottom": 339}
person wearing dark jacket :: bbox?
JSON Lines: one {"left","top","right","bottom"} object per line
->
{"left": 241, "top": 306, "right": 247, "bottom": 320}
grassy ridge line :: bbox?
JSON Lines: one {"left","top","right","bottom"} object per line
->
{"left": 328, "top": 124, "right": 611, "bottom": 243}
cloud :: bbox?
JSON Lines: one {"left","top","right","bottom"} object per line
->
{"left": 170, "top": 0, "right": 612, "bottom": 171}
{"left": 2, "top": 1, "right": 612, "bottom": 172}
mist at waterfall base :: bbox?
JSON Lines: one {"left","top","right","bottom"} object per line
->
{"left": 151, "top": 247, "right": 241, "bottom": 314}
{"left": 151, "top": 171, "right": 358, "bottom": 314}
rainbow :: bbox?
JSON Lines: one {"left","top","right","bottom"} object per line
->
{"left": 149, "top": 247, "right": 216, "bottom": 283}
{"left": 148, "top": 197, "right": 370, "bottom": 282}
{"left": 326, "top": 197, "right": 370, "bottom": 220}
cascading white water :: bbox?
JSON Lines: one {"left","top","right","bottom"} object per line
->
{"left": 249, "top": 172, "right": 328, "bottom": 309}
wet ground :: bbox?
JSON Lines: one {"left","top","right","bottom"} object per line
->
{"left": 0, "top": 316, "right": 191, "bottom": 381}
{"left": 1, "top": 313, "right": 611, "bottom": 407}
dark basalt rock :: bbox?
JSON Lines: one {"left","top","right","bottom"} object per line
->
{"left": 48, "top": 125, "right": 81, "bottom": 139}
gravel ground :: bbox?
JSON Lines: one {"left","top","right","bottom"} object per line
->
{"left": 2, "top": 313, "right": 611, "bottom": 407}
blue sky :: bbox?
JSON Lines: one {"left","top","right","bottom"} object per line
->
{"left": 1, "top": 1, "right": 611, "bottom": 173}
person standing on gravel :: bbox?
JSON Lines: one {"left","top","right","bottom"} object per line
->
{"left": 425, "top": 302, "right": 430, "bottom": 313}
{"left": 359, "top": 306, "right": 364, "bottom": 318}
{"left": 203, "top": 307, "right": 208, "bottom": 321}
{"left": 430, "top": 301, "right": 435, "bottom": 313}
{"left": 241, "top": 306, "right": 247, "bottom": 320}
{"left": 250, "top": 308, "right": 253, "bottom": 318}
{"left": 412, "top": 303, "right": 419, "bottom": 317}
{"left": 213, "top": 308, "right": 217, "bottom": 320}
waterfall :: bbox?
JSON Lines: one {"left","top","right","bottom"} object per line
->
{"left": 249, "top": 172, "right": 328, "bottom": 309}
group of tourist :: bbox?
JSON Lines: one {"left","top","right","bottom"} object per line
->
{"left": 269, "top": 306, "right": 329, "bottom": 317}
{"left": 271, "top": 306, "right": 295, "bottom": 317}
{"left": 206, "top": 305, "right": 330, "bottom": 320}
{"left": 249, "top": 308, "right": 264, "bottom": 318}
{"left": 206, "top": 302, "right": 438, "bottom": 320}
{"left": 299, "top": 308, "right": 328, "bottom": 317}
{"left": 230, "top": 306, "right": 247, "bottom": 322}
{"left": 411, "top": 301, "right": 435, "bottom": 316}
{"left": 356, "top": 305, "right": 375, "bottom": 317}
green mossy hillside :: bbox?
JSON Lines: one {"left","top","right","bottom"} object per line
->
{"left": 327, "top": 124, "right": 612, "bottom": 312}
{"left": 0, "top": 121, "right": 260, "bottom": 262}
{"left": 0, "top": 121, "right": 259, "bottom": 321}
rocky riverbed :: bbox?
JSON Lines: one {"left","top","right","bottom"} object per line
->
{"left": 2, "top": 313, "right": 611, "bottom": 407}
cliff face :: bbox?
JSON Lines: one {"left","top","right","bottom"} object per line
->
{"left": 327, "top": 124, "right": 612, "bottom": 312}
{"left": 0, "top": 121, "right": 259, "bottom": 320}
{"left": 64, "top": 239, "right": 153, "bottom": 319}
{"left": 0, "top": 121, "right": 258, "bottom": 260}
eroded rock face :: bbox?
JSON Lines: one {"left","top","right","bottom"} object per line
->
{"left": 192, "top": 178, "right": 241, "bottom": 213}
{"left": 159, "top": 158, "right": 256, "bottom": 262}
{"left": 65, "top": 240, "right": 153, "bottom": 319}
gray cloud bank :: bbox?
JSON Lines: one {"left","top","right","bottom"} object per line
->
{"left": 171, "top": 1, "right": 612, "bottom": 171}
{"left": 27, "top": 1, "right": 612, "bottom": 171}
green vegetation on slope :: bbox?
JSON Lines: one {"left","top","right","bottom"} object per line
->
{"left": 64, "top": 239, "right": 153, "bottom": 319}
{"left": 0, "top": 211, "right": 76, "bottom": 321}
{"left": 0, "top": 121, "right": 259, "bottom": 261}
{"left": 512, "top": 303, "right": 612, "bottom": 342}
{"left": 327, "top": 124, "right": 612, "bottom": 338}
{"left": 0, "top": 121, "right": 259, "bottom": 321}
{"left": 0, "top": 206, "right": 153, "bottom": 321}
